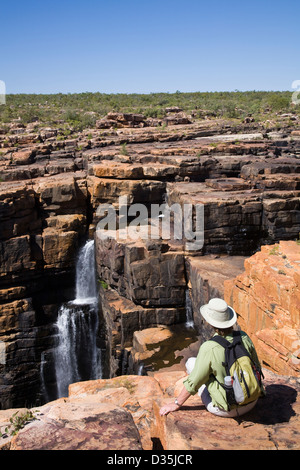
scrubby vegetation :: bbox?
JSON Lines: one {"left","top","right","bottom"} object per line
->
{"left": 0, "top": 410, "right": 37, "bottom": 437}
{"left": 0, "top": 90, "right": 298, "bottom": 131}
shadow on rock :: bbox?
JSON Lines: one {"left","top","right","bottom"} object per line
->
{"left": 239, "top": 383, "right": 297, "bottom": 426}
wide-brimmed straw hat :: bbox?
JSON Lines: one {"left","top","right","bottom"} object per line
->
{"left": 200, "top": 298, "right": 237, "bottom": 328}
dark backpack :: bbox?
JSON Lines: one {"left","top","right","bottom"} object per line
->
{"left": 210, "top": 331, "right": 263, "bottom": 410}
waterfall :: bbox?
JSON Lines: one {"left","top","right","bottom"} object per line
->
{"left": 40, "top": 352, "right": 50, "bottom": 404}
{"left": 53, "top": 240, "right": 102, "bottom": 398}
{"left": 74, "top": 239, "right": 97, "bottom": 304}
{"left": 137, "top": 363, "right": 144, "bottom": 376}
{"left": 185, "top": 289, "right": 194, "bottom": 328}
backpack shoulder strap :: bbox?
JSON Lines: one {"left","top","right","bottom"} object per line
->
{"left": 210, "top": 332, "right": 245, "bottom": 375}
{"left": 209, "top": 335, "right": 231, "bottom": 349}
{"left": 209, "top": 335, "right": 231, "bottom": 375}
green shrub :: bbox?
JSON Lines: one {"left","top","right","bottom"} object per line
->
{"left": 0, "top": 91, "right": 296, "bottom": 129}
{"left": 0, "top": 410, "right": 37, "bottom": 437}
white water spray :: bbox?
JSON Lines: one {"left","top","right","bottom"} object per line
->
{"left": 54, "top": 240, "right": 102, "bottom": 398}
{"left": 74, "top": 239, "right": 97, "bottom": 304}
{"left": 185, "top": 289, "right": 194, "bottom": 328}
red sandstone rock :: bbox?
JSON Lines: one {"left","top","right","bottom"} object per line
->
{"left": 10, "top": 402, "right": 142, "bottom": 450}
{"left": 1, "top": 118, "right": 300, "bottom": 420}
{"left": 11, "top": 148, "right": 35, "bottom": 165}
{"left": 2, "top": 369, "right": 299, "bottom": 450}
{"left": 68, "top": 375, "right": 164, "bottom": 449}
{"left": 42, "top": 228, "right": 79, "bottom": 269}
{"left": 98, "top": 286, "right": 187, "bottom": 377}
{"left": 224, "top": 241, "right": 300, "bottom": 376}
{"left": 153, "top": 369, "right": 300, "bottom": 450}
{"left": 95, "top": 234, "right": 186, "bottom": 307}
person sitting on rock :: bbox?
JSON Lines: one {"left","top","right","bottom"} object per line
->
{"left": 159, "top": 298, "right": 264, "bottom": 418}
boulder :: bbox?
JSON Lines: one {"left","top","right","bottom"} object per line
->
{"left": 163, "top": 113, "right": 192, "bottom": 126}
{"left": 87, "top": 176, "right": 166, "bottom": 214}
{"left": 42, "top": 229, "right": 79, "bottom": 270}
{"left": 45, "top": 158, "right": 76, "bottom": 175}
{"left": 0, "top": 163, "right": 46, "bottom": 181}
{"left": 96, "top": 112, "right": 147, "bottom": 129}
{"left": 89, "top": 159, "right": 202, "bottom": 181}
{"left": 45, "top": 214, "right": 87, "bottom": 232}
{"left": 240, "top": 158, "right": 300, "bottom": 179}
{"left": 68, "top": 374, "right": 163, "bottom": 450}
{"left": 131, "top": 326, "right": 174, "bottom": 363}
{"left": 0, "top": 235, "right": 36, "bottom": 277}
{"left": 10, "top": 401, "right": 142, "bottom": 450}
{"left": 129, "top": 326, "right": 198, "bottom": 375}
{"left": 11, "top": 148, "right": 36, "bottom": 165}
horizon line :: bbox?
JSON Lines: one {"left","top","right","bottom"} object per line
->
{"left": 4, "top": 89, "right": 293, "bottom": 96}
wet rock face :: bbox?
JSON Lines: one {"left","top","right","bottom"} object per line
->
{"left": 0, "top": 174, "right": 89, "bottom": 409}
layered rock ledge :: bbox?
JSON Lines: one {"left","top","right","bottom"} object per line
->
{"left": 0, "top": 117, "right": 299, "bottom": 415}
{"left": 1, "top": 368, "right": 299, "bottom": 450}
{"left": 225, "top": 240, "right": 300, "bottom": 376}
{"left": 0, "top": 240, "right": 300, "bottom": 450}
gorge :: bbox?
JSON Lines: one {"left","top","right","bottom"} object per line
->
{"left": 0, "top": 111, "right": 299, "bottom": 449}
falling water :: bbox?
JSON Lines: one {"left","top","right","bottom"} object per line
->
{"left": 185, "top": 289, "right": 194, "bottom": 328}
{"left": 53, "top": 240, "right": 102, "bottom": 398}
{"left": 74, "top": 239, "right": 97, "bottom": 304}
{"left": 137, "top": 363, "right": 144, "bottom": 376}
{"left": 40, "top": 352, "right": 50, "bottom": 404}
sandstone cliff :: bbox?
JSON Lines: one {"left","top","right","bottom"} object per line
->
{"left": 1, "top": 240, "right": 300, "bottom": 450}
{"left": 225, "top": 240, "right": 300, "bottom": 376}
{"left": 0, "top": 116, "right": 299, "bottom": 414}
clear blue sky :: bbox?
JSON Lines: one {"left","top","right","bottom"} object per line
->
{"left": 1, "top": 0, "right": 299, "bottom": 94}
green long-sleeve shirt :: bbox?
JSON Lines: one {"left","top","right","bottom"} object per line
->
{"left": 183, "top": 331, "right": 262, "bottom": 411}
